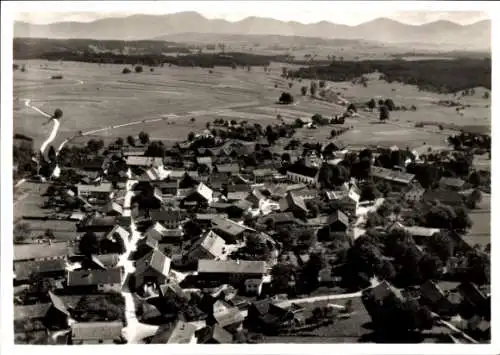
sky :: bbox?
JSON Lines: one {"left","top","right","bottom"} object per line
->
{"left": 13, "top": 1, "right": 491, "bottom": 26}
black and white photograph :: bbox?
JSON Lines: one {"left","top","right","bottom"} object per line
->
{"left": 1, "top": 0, "right": 495, "bottom": 351}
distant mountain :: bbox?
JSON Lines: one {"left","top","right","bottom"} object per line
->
{"left": 14, "top": 12, "right": 491, "bottom": 50}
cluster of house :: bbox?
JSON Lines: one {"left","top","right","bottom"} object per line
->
{"left": 14, "top": 135, "right": 484, "bottom": 344}
{"left": 362, "top": 280, "right": 490, "bottom": 342}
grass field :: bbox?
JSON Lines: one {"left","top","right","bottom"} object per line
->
{"left": 13, "top": 59, "right": 490, "bottom": 153}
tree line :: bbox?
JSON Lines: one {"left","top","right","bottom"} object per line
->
{"left": 287, "top": 58, "right": 491, "bottom": 94}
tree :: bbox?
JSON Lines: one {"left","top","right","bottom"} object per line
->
{"left": 302, "top": 252, "right": 326, "bottom": 290}
{"left": 138, "top": 131, "right": 150, "bottom": 145}
{"left": 115, "top": 137, "right": 124, "bottom": 147}
{"left": 126, "top": 135, "right": 135, "bottom": 147}
{"left": 347, "top": 103, "right": 357, "bottom": 112}
{"left": 301, "top": 86, "right": 307, "bottom": 96}
{"left": 135, "top": 66, "right": 143, "bottom": 73}
{"left": 122, "top": 67, "right": 132, "bottom": 74}
{"left": 379, "top": 105, "right": 390, "bottom": 122}
{"left": 278, "top": 92, "right": 294, "bottom": 104}
{"left": 367, "top": 99, "right": 376, "bottom": 110}
{"left": 427, "top": 232, "right": 454, "bottom": 263}
{"left": 384, "top": 99, "right": 396, "bottom": 111}
{"left": 190, "top": 117, "right": 196, "bottom": 123}
{"left": 466, "top": 189, "right": 482, "bottom": 209}
{"left": 79, "top": 231, "right": 100, "bottom": 256}
{"left": 310, "top": 81, "right": 318, "bottom": 96}
{"left": 271, "top": 263, "right": 297, "bottom": 294}
{"left": 319, "top": 80, "right": 326, "bottom": 88}
{"left": 75, "top": 295, "right": 123, "bottom": 322}
{"left": 53, "top": 108, "right": 63, "bottom": 119}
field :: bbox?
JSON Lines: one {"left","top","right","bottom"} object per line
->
{"left": 13, "top": 59, "right": 490, "bottom": 153}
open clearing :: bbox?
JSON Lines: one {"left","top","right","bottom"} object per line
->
{"left": 14, "top": 59, "right": 489, "bottom": 152}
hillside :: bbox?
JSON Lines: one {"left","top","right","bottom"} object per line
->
{"left": 14, "top": 12, "right": 491, "bottom": 50}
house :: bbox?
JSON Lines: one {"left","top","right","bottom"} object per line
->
{"left": 125, "top": 156, "right": 163, "bottom": 168}
{"left": 14, "top": 258, "right": 66, "bottom": 284}
{"left": 197, "top": 259, "right": 267, "bottom": 287}
{"left": 420, "top": 280, "right": 454, "bottom": 314}
{"left": 183, "top": 182, "right": 214, "bottom": 206}
{"left": 77, "top": 215, "right": 117, "bottom": 233}
{"left": 14, "top": 242, "right": 69, "bottom": 262}
{"left": 327, "top": 210, "right": 349, "bottom": 232}
{"left": 253, "top": 168, "right": 276, "bottom": 183}
{"left": 458, "top": 282, "right": 488, "bottom": 309}
{"left": 260, "top": 212, "right": 296, "bottom": 228}
{"left": 279, "top": 192, "right": 309, "bottom": 220}
{"left": 186, "top": 230, "right": 228, "bottom": 262}
{"left": 67, "top": 267, "right": 123, "bottom": 293}
{"left": 286, "top": 163, "right": 320, "bottom": 188}
{"left": 70, "top": 321, "right": 124, "bottom": 345}
{"left": 76, "top": 183, "right": 113, "bottom": 201}
{"left": 209, "top": 307, "right": 246, "bottom": 333}
{"left": 159, "top": 279, "right": 190, "bottom": 300}
{"left": 43, "top": 291, "right": 72, "bottom": 330}
{"left": 105, "top": 225, "right": 130, "bottom": 243}
{"left": 144, "top": 222, "right": 183, "bottom": 243}
{"left": 405, "top": 186, "right": 425, "bottom": 203}
{"left": 371, "top": 166, "right": 415, "bottom": 187}
{"left": 149, "top": 320, "right": 197, "bottom": 344}
{"left": 439, "top": 177, "right": 466, "bottom": 191}
{"left": 195, "top": 213, "right": 228, "bottom": 228}
{"left": 149, "top": 209, "right": 185, "bottom": 229}
{"left": 197, "top": 156, "right": 213, "bottom": 168}
{"left": 211, "top": 216, "right": 256, "bottom": 244}
{"left": 134, "top": 249, "right": 171, "bottom": 288}
{"left": 246, "top": 300, "right": 306, "bottom": 335}
{"left": 196, "top": 324, "right": 233, "bottom": 344}
{"left": 361, "top": 280, "right": 405, "bottom": 321}
{"left": 214, "top": 163, "right": 240, "bottom": 175}
{"left": 154, "top": 180, "right": 179, "bottom": 197}
{"left": 105, "top": 201, "right": 124, "bottom": 216}
{"left": 226, "top": 191, "right": 250, "bottom": 202}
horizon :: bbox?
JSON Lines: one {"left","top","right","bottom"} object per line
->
{"left": 15, "top": 3, "right": 490, "bottom": 27}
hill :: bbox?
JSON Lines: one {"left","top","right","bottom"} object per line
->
{"left": 14, "top": 12, "right": 491, "bottom": 50}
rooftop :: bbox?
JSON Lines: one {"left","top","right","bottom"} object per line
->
{"left": 71, "top": 321, "right": 123, "bottom": 341}
{"left": 198, "top": 259, "right": 267, "bottom": 274}
{"left": 371, "top": 166, "right": 415, "bottom": 184}
{"left": 67, "top": 267, "right": 123, "bottom": 286}
{"left": 14, "top": 242, "right": 69, "bottom": 262}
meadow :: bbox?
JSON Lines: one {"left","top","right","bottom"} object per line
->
{"left": 13, "top": 59, "right": 490, "bottom": 152}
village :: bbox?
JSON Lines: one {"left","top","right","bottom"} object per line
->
{"left": 12, "top": 104, "right": 491, "bottom": 345}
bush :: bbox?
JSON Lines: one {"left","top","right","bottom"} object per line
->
{"left": 122, "top": 67, "right": 132, "bottom": 74}
{"left": 135, "top": 66, "right": 143, "bottom": 73}
{"left": 278, "top": 92, "right": 294, "bottom": 105}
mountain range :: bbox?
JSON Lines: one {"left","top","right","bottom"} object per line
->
{"left": 14, "top": 12, "right": 491, "bottom": 50}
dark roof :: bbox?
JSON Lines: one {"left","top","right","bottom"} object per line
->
{"left": 263, "top": 212, "right": 295, "bottom": 224}
{"left": 286, "top": 163, "right": 319, "bottom": 178}
{"left": 197, "top": 325, "right": 233, "bottom": 344}
{"left": 71, "top": 321, "right": 123, "bottom": 341}
{"left": 135, "top": 249, "right": 171, "bottom": 277}
{"left": 67, "top": 267, "right": 123, "bottom": 286}
{"left": 48, "top": 291, "right": 71, "bottom": 316}
{"left": 328, "top": 210, "right": 349, "bottom": 227}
